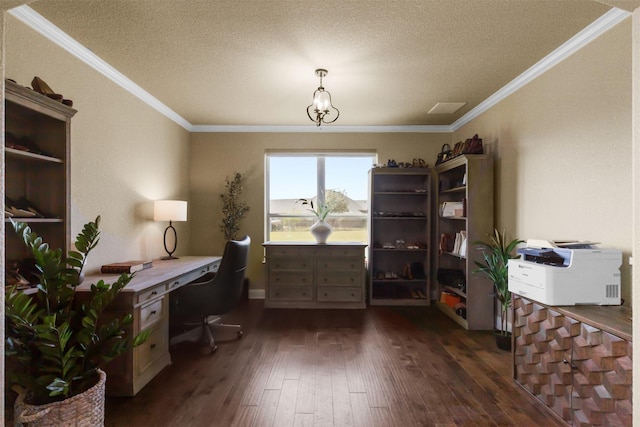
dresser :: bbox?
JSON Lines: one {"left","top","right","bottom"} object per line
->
{"left": 76, "top": 256, "right": 221, "bottom": 396}
{"left": 263, "top": 242, "right": 367, "bottom": 308}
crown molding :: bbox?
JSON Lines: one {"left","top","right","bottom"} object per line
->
{"left": 451, "top": 7, "right": 630, "bottom": 131}
{"left": 8, "top": 5, "right": 192, "bottom": 130}
{"left": 190, "top": 124, "right": 453, "bottom": 133}
{"left": 9, "top": 5, "right": 630, "bottom": 135}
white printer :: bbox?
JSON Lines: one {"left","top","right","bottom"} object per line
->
{"left": 507, "top": 239, "right": 622, "bottom": 306}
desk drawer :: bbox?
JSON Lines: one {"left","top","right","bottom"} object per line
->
{"left": 317, "top": 287, "right": 362, "bottom": 302}
{"left": 270, "top": 286, "right": 313, "bottom": 301}
{"left": 140, "top": 298, "right": 163, "bottom": 330}
{"left": 137, "top": 285, "right": 166, "bottom": 304}
{"left": 136, "top": 324, "right": 167, "bottom": 376}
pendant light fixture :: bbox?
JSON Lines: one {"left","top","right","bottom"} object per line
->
{"left": 307, "top": 68, "right": 340, "bottom": 126}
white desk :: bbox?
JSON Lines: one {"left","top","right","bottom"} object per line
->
{"left": 77, "top": 256, "right": 221, "bottom": 396}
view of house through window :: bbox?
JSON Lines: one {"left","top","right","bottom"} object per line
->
{"left": 266, "top": 152, "right": 376, "bottom": 243}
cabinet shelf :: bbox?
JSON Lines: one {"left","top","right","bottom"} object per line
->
{"left": 435, "top": 154, "right": 493, "bottom": 330}
{"left": 5, "top": 147, "right": 64, "bottom": 164}
{"left": 436, "top": 302, "right": 469, "bottom": 328}
{"left": 5, "top": 218, "right": 64, "bottom": 223}
{"left": 373, "top": 191, "right": 429, "bottom": 195}
{"left": 369, "top": 168, "right": 431, "bottom": 306}
{"left": 443, "top": 286, "right": 466, "bottom": 298}
{"left": 4, "top": 79, "right": 75, "bottom": 269}
{"left": 440, "top": 185, "right": 466, "bottom": 194}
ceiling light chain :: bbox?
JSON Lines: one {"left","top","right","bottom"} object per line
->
{"left": 307, "top": 68, "right": 340, "bottom": 126}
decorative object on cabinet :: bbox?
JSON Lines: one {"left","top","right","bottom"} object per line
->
{"left": 473, "top": 229, "right": 523, "bottom": 350}
{"left": 5, "top": 217, "right": 148, "bottom": 425}
{"left": 264, "top": 242, "right": 366, "bottom": 308}
{"left": 306, "top": 68, "right": 339, "bottom": 126}
{"left": 219, "top": 172, "right": 250, "bottom": 240}
{"left": 368, "top": 168, "right": 431, "bottom": 306}
{"left": 154, "top": 200, "right": 188, "bottom": 260}
{"left": 297, "top": 196, "right": 332, "bottom": 243}
{"left": 513, "top": 295, "right": 632, "bottom": 426}
{"left": 435, "top": 154, "right": 494, "bottom": 329}
{"left": 31, "top": 76, "right": 73, "bottom": 106}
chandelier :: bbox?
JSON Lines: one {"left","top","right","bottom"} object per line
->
{"left": 307, "top": 68, "right": 340, "bottom": 126}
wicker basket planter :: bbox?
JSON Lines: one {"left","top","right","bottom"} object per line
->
{"left": 13, "top": 369, "right": 106, "bottom": 427}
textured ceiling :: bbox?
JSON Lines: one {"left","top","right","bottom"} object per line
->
{"left": 19, "top": 1, "right": 626, "bottom": 127}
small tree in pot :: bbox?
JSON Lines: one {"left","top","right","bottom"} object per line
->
{"left": 6, "top": 216, "right": 148, "bottom": 425}
{"left": 474, "top": 229, "right": 523, "bottom": 350}
{"left": 219, "top": 172, "right": 250, "bottom": 241}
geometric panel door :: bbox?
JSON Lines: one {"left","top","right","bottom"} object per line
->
{"left": 513, "top": 295, "right": 632, "bottom": 426}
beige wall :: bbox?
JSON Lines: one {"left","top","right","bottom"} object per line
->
{"left": 455, "top": 19, "right": 633, "bottom": 304}
{"left": 5, "top": 16, "right": 192, "bottom": 272}
{"left": 189, "top": 132, "right": 449, "bottom": 292}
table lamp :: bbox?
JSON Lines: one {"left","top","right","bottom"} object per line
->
{"left": 154, "top": 200, "right": 187, "bottom": 260}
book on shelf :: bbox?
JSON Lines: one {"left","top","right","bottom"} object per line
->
{"left": 100, "top": 260, "right": 153, "bottom": 274}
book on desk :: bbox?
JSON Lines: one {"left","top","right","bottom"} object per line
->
{"left": 100, "top": 260, "right": 153, "bottom": 274}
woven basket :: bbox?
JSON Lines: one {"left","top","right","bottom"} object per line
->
{"left": 14, "top": 369, "right": 106, "bottom": 427}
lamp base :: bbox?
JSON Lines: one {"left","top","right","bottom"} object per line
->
{"left": 160, "top": 255, "right": 180, "bottom": 260}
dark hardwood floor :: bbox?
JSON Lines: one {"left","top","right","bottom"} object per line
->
{"left": 105, "top": 300, "right": 562, "bottom": 426}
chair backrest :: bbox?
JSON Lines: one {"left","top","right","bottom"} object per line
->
{"left": 207, "top": 235, "right": 251, "bottom": 313}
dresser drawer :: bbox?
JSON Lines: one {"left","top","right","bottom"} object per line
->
{"left": 325, "top": 247, "right": 363, "bottom": 257}
{"left": 136, "top": 324, "right": 167, "bottom": 376}
{"left": 317, "top": 259, "right": 362, "bottom": 271}
{"left": 140, "top": 298, "right": 163, "bottom": 330}
{"left": 269, "top": 258, "right": 313, "bottom": 271}
{"left": 267, "top": 246, "right": 317, "bottom": 257}
{"left": 317, "top": 287, "right": 362, "bottom": 302}
{"left": 270, "top": 273, "right": 312, "bottom": 287}
{"left": 317, "top": 273, "right": 362, "bottom": 287}
{"left": 270, "top": 286, "right": 314, "bottom": 301}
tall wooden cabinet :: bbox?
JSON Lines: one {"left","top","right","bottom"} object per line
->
{"left": 435, "top": 155, "right": 493, "bottom": 330}
{"left": 368, "top": 168, "right": 431, "bottom": 306}
{"left": 4, "top": 79, "right": 76, "bottom": 277}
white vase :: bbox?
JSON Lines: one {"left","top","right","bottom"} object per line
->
{"left": 310, "top": 220, "right": 332, "bottom": 244}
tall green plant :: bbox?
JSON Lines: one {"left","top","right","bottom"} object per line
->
{"left": 5, "top": 216, "right": 148, "bottom": 404}
{"left": 219, "top": 172, "right": 250, "bottom": 240}
{"left": 474, "top": 229, "right": 524, "bottom": 336}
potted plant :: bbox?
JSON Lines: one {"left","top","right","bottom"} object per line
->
{"left": 473, "top": 229, "right": 524, "bottom": 351}
{"left": 297, "top": 196, "right": 332, "bottom": 243}
{"left": 219, "top": 172, "right": 250, "bottom": 241}
{"left": 5, "top": 216, "right": 148, "bottom": 425}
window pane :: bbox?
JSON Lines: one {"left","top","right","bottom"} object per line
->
{"left": 267, "top": 153, "right": 375, "bottom": 244}
{"left": 269, "top": 157, "right": 316, "bottom": 214}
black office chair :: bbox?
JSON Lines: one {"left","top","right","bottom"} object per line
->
{"left": 169, "top": 236, "right": 250, "bottom": 352}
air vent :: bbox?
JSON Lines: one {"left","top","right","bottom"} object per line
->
{"left": 606, "top": 284, "right": 619, "bottom": 299}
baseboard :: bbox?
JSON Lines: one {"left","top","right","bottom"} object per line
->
{"left": 249, "top": 289, "right": 265, "bottom": 299}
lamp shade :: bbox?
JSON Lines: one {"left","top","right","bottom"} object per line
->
{"left": 154, "top": 200, "right": 187, "bottom": 222}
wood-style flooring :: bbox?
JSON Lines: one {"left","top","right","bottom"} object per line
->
{"left": 105, "top": 300, "right": 562, "bottom": 426}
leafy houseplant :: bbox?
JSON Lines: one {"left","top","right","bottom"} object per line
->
{"left": 220, "top": 172, "right": 250, "bottom": 240}
{"left": 473, "top": 229, "right": 524, "bottom": 344}
{"left": 5, "top": 216, "right": 148, "bottom": 407}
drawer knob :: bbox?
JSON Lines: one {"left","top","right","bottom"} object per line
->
{"left": 151, "top": 291, "right": 157, "bottom": 296}
{"left": 302, "top": 278, "right": 306, "bottom": 282}
{"left": 150, "top": 344, "right": 156, "bottom": 350}
{"left": 150, "top": 310, "right": 157, "bottom": 315}
{"left": 324, "top": 293, "right": 328, "bottom": 296}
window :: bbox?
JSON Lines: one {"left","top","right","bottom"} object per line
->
{"left": 266, "top": 151, "right": 376, "bottom": 243}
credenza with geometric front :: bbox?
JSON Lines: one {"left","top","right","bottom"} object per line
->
{"left": 513, "top": 294, "right": 632, "bottom": 426}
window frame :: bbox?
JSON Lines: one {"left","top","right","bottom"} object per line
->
{"left": 265, "top": 150, "right": 377, "bottom": 243}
